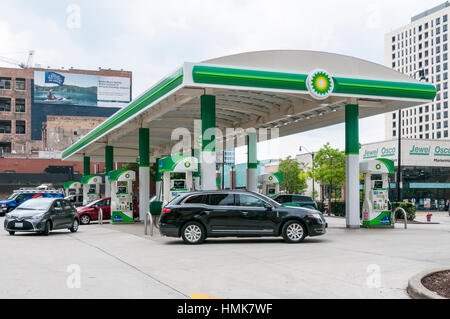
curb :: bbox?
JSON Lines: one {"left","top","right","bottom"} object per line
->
{"left": 407, "top": 268, "right": 449, "bottom": 299}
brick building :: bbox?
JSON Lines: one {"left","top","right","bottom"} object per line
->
{"left": 0, "top": 66, "right": 132, "bottom": 157}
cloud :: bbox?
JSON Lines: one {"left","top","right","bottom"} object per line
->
{"left": 0, "top": 0, "right": 442, "bottom": 160}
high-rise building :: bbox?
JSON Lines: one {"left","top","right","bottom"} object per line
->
{"left": 384, "top": 2, "right": 450, "bottom": 140}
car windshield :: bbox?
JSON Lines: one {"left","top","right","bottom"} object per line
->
{"left": 17, "top": 198, "right": 54, "bottom": 210}
{"left": 7, "top": 193, "right": 18, "bottom": 200}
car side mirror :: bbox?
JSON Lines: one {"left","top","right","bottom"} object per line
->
{"left": 264, "top": 203, "right": 272, "bottom": 211}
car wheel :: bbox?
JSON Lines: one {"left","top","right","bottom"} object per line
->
{"left": 70, "top": 219, "right": 79, "bottom": 233}
{"left": 181, "top": 222, "right": 205, "bottom": 245}
{"left": 80, "top": 214, "right": 91, "bottom": 225}
{"left": 282, "top": 220, "right": 306, "bottom": 243}
{"left": 42, "top": 221, "right": 51, "bottom": 236}
{"left": 8, "top": 231, "right": 15, "bottom": 236}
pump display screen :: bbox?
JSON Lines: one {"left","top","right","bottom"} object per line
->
{"left": 117, "top": 186, "right": 128, "bottom": 194}
{"left": 88, "top": 185, "right": 96, "bottom": 194}
{"left": 374, "top": 181, "right": 383, "bottom": 189}
{"left": 173, "top": 180, "right": 186, "bottom": 189}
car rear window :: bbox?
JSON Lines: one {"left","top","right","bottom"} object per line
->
{"left": 274, "top": 195, "right": 292, "bottom": 203}
{"left": 184, "top": 195, "right": 207, "bottom": 204}
{"left": 207, "top": 194, "right": 235, "bottom": 206}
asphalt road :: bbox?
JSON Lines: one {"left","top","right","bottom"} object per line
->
{"left": 0, "top": 215, "right": 449, "bottom": 299}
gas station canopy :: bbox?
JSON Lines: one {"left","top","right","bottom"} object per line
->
{"left": 62, "top": 50, "right": 436, "bottom": 228}
{"left": 62, "top": 50, "right": 436, "bottom": 162}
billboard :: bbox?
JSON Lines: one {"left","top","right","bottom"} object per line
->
{"left": 33, "top": 71, "right": 130, "bottom": 108}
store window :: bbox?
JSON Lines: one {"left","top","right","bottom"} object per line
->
{"left": 0, "top": 98, "right": 11, "bottom": 112}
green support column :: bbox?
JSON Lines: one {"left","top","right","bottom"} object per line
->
{"left": 105, "top": 146, "right": 114, "bottom": 197}
{"left": 201, "top": 95, "right": 217, "bottom": 190}
{"left": 345, "top": 104, "right": 360, "bottom": 229}
{"left": 192, "top": 149, "right": 201, "bottom": 190}
{"left": 83, "top": 156, "right": 91, "bottom": 176}
{"left": 247, "top": 132, "right": 258, "bottom": 192}
{"left": 105, "top": 146, "right": 114, "bottom": 173}
{"left": 139, "top": 128, "right": 150, "bottom": 222}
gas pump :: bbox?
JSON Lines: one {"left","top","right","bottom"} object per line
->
{"left": 360, "top": 159, "right": 395, "bottom": 228}
{"left": 108, "top": 169, "right": 136, "bottom": 223}
{"left": 63, "top": 181, "right": 82, "bottom": 197}
{"left": 158, "top": 155, "right": 198, "bottom": 205}
{"left": 258, "top": 173, "right": 283, "bottom": 195}
{"left": 81, "top": 175, "right": 102, "bottom": 205}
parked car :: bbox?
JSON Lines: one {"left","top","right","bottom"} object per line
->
{"left": 77, "top": 197, "right": 139, "bottom": 225}
{"left": 0, "top": 191, "right": 64, "bottom": 216}
{"left": 271, "top": 194, "right": 318, "bottom": 210}
{"left": 159, "top": 190, "right": 327, "bottom": 245}
{"left": 4, "top": 198, "right": 80, "bottom": 236}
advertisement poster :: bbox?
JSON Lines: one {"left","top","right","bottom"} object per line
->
{"left": 33, "top": 71, "right": 130, "bottom": 108}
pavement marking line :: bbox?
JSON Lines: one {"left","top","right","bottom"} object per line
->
{"left": 66, "top": 233, "right": 189, "bottom": 298}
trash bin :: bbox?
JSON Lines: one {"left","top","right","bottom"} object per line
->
{"left": 150, "top": 201, "right": 163, "bottom": 216}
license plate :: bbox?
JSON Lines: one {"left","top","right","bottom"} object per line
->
{"left": 15, "top": 223, "right": 23, "bottom": 228}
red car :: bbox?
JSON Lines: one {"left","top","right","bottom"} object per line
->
{"left": 77, "top": 197, "right": 139, "bottom": 225}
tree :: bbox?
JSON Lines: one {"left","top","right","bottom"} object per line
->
{"left": 310, "top": 143, "right": 345, "bottom": 213}
{"left": 278, "top": 157, "right": 308, "bottom": 194}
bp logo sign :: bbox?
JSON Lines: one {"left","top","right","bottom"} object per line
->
{"left": 269, "top": 176, "right": 273, "bottom": 181}
{"left": 125, "top": 174, "right": 130, "bottom": 179}
{"left": 306, "top": 69, "right": 334, "bottom": 100}
{"left": 184, "top": 162, "right": 191, "bottom": 168}
{"left": 376, "top": 164, "right": 382, "bottom": 170}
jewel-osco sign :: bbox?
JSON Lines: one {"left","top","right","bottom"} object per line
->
{"left": 434, "top": 146, "right": 450, "bottom": 156}
{"left": 306, "top": 69, "right": 334, "bottom": 100}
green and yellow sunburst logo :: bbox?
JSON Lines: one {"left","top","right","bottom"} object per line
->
{"left": 185, "top": 162, "right": 191, "bottom": 168}
{"left": 306, "top": 69, "right": 334, "bottom": 100}
{"left": 376, "top": 164, "right": 381, "bottom": 170}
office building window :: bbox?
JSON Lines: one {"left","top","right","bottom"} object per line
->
{"left": 445, "top": 130, "right": 449, "bottom": 138}
{"left": 0, "top": 98, "right": 11, "bottom": 112}
{"left": 15, "top": 121, "right": 26, "bottom": 135}
{"left": 15, "top": 99, "right": 25, "bottom": 113}
{"left": 0, "top": 77, "right": 12, "bottom": 90}
{"left": 15, "top": 79, "right": 26, "bottom": 91}
{"left": 393, "top": 130, "right": 396, "bottom": 137}
{"left": 437, "top": 131, "right": 442, "bottom": 139}
{"left": 0, "top": 120, "right": 11, "bottom": 134}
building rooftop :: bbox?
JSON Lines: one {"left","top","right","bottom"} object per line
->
{"left": 411, "top": 1, "right": 450, "bottom": 22}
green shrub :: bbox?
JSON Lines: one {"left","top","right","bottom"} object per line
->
{"left": 330, "top": 201, "right": 346, "bottom": 216}
{"left": 392, "top": 202, "right": 416, "bottom": 221}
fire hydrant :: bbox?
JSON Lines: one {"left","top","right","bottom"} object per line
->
{"left": 426, "top": 214, "right": 432, "bottom": 222}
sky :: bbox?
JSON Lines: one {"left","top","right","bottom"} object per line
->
{"left": 0, "top": 0, "right": 444, "bottom": 163}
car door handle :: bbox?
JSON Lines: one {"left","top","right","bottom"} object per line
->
{"left": 242, "top": 212, "right": 249, "bottom": 216}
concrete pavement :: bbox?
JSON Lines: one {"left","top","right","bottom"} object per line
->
{"left": 0, "top": 215, "right": 449, "bottom": 299}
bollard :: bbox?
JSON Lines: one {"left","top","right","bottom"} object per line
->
{"left": 144, "top": 212, "right": 153, "bottom": 237}
{"left": 426, "top": 214, "right": 432, "bottom": 222}
{"left": 99, "top": 208, "right": 103, "bottom": 225}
